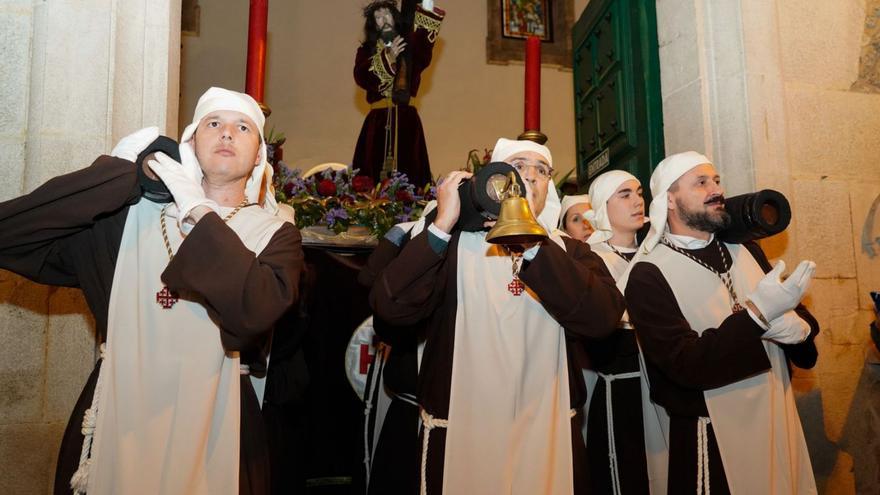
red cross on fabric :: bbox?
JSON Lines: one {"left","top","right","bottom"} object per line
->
{"left": 508, "top": 278, "right": 525, "bottom": 296}
{"left": 359, "top": 344, "right": 375, "bottom": 374}
{"left": 156, "top": 286, "right": 179, "bottom": 309}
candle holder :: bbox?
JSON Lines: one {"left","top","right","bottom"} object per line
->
{"left": 517, "top": 129, "right": 547, "bottom": 144}
{"left": 258, "top": 102, "right": 272, "bottom": 118}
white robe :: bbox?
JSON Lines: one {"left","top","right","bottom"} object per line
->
{"left": 442, "top": 231, "right": 574, "bottom": 495}
{"left": 87, "top": 200, "right": 286, "bottom": 494}
{"left": 640, "top": 242, "right": 816, "bottom": 494}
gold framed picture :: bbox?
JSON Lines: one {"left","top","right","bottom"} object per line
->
{"left": 502, "top": 0, "right": 553, "bottom": 41}
{"left": 487, "top": 0, "right": 573, "bottom": 68}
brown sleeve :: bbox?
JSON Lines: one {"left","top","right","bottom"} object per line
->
{"left": 518, "top": 238, "right": 625, "bottom": 340}
{"left": 369, "top": 230, "right": 447, "bottom": 325}
{"left": 745, "top": 241, "right": 820, "bottom": 369}
{"left": 161, "top": 216, "right": 304, "bottom": 352}
{"left": 0, "top": 155, "right": 140, "bottom": 286}
{"left": 358, "top": 237, "right": 402, "bottom": 288}
{"left": 626, "top": 261, "right": 773, "bottom": 390}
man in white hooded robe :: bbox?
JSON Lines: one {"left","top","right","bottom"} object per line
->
{"left": 370, "top": 138, "right": 625, "bottom": 495}
{"left": 0, "top": 87, "right": 303, "bottom": 495}
{"left": 581, "top": 169, "right": 657, "bottom": 495}
{"left": 621, "top": 151, "right": 819, "bottom": 494}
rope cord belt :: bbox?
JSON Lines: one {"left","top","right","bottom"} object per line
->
{"left": 697, "top": 416, "right": 712, "bottom": 495}
{"left": 370, "top": 98, "right": 417, "bottom": 110}
{"left": 419, "top": 408, "right": 449, "bottom": 495}
{"left": 394, "top": 392, "right": 419, "bottom": 407}
{"left": 598, "top": 371, "right": 642, "bottom": 495}
{"left": 70, "top": 344, "right": 107, "bottom": 494}
{"left": 379, "top": 96, "right": 399, "bottom": 175}
{"left": 362, "top": 349, "right": 387, "bottom": 490}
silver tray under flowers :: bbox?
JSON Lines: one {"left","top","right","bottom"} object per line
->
{"left": 300, "top": 225, "right": 378, "bottom": 247}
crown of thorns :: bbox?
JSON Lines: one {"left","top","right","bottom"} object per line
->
{"left": 363, "top": 0, "right": 399, "bottom": 19}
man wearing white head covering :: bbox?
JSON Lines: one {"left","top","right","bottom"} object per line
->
{"left": 0, "top": 87, "right": 303, "bottom": 495}
{"left": 370, "top": 138, "right": 624, "bottom": 495}
{"left": 586, "top": 169, "right": 645, "bottom": 276}
{"left": 557, "top": 194, "right": 594, "bottom": 241}
{"left": 621, "top": 151, "right": 819, "bottom": 494}
{"left": 575, "top": 169, "right": 661, "bottom": 494}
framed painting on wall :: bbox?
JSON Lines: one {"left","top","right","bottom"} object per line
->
{"left": 502, "top": 0, "right": 553, "bottom": 41}
{"left": 488, "top": 0, "right": 573, "bottom": 68}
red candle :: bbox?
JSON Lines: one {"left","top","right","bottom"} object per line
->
{"left": 245, "top": 0, "right": 269, "bottom": 103}
{"left": 524, "top": 36, "right": 541, "bottom": 131}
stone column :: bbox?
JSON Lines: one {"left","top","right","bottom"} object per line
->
{"left": 655, "top": 0, "right": 756, "bottom": 196}
{"left": 0, "top": 1, "right": 180, "bottom": 493}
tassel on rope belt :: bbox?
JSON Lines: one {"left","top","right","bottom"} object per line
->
{"left": 597, "top": 370, "right": 641, "bottom": 495}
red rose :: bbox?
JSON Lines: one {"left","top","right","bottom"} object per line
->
{"left": 317, "top": 179, "right": 337, "bottom": 197}
{"left": 352, "top": 175, "right": 374, "bottom": 193}
{"left": 283, "top": 182, "right": 295, "bottom": 196}
{"left": 395, "top": 189, "right": 414, "bottom": 202}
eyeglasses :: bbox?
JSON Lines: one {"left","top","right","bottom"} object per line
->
{"left": 511, "top": 161, "right": 554, "bottom": 179}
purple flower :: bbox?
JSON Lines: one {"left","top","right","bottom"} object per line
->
{"left": 324, "top": 207, "right": 349, "bottom": 227}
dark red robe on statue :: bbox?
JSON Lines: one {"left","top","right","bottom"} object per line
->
{"left": 352, "top": 5, "right": 444, "bottom": 189}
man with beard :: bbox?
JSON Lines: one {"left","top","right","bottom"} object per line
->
{"left": 370, "top": 138, "right": 624, "bottom": 495}
{"left": 353, "top": 0, "right": 444, "bottom": 188}
{"left": 621, "top": 151, "right": 820, "bottom": 494}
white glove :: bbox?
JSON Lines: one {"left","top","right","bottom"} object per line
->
{"left": 110, "top": 126, "right": 159, "bottom": 162}
{"left": 147, "top": 152, "right": 217, "bottom": 228}
{"left": 761, "top": 310, "right": 810, "bottom": 344}
{"left": 421, "top": 0, "right": 434, "bottom": 11}
{"left": 747, "top": 260, "right": 816, "bottom": 322}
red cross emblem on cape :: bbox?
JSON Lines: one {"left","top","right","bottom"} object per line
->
{"left": 508, "top": 278, "right": 525, "bottom": 296}
{"left": 359, "top": 344, "right": 375, "bottom": 374}
{"left": 156, "top": 286, "right": 179, "bottom": 309}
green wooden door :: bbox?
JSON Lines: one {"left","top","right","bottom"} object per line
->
{"left": 572, "top": 0, "right": 664, "bottom": 191}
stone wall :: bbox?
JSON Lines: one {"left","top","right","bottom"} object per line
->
{"left": 0, "top": 1, "right": 180, "bottom": 493}
{"left": 656, "top": 0, "right": 880, "bottom": 492}
{"left": 773, "top": 1, "right": 880, "bottom": 492}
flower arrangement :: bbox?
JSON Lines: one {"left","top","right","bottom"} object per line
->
{"left": 274, "top": 165, "right": 435, "bottom": 238}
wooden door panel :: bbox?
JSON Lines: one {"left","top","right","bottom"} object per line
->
{"left": 572, "top": 0, "right": 664, "bottom": 191}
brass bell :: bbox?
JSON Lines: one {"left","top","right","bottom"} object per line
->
{"left": 486, "top": 173, "right": 549, "bottom": 245}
